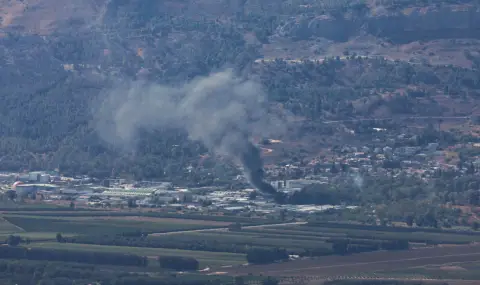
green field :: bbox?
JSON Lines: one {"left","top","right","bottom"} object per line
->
{"left": 2, "top": 215, "right": 230, "bottom": 235}
{"left": 175, "top": 231, "right": 333, "bottom": 253}
{"left": 262, "top": 224, "right": 480, "bottom": 244}
{"left": 0, "top": 217, "right": 24, "bottom": 234}
{"left": 29, "top": 242, "right": 246, "bottom": 267}
{"left": 1, "top": 210, "right": 265, "bottom": 224}
{"left": 374, "top": 261, "right": 480, "bottom": 280}
{"left": 5, "top": 210, "right": 480, "bottom": 272}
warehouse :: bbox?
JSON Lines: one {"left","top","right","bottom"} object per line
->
{"left": 100, "top": 188, "right": 154, "bottom": 198}
{"left": 14, "top": 183, "right": 59, "bottom": 196}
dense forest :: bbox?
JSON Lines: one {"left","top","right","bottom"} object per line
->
{"left": 1, "top": 0, "right": 480, "bottom": 184}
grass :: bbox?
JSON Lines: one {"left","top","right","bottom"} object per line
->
{"left": 3, "top": 215, "right": 227, "bottom": 235}
{"left": 0, "top": 232, "right": 76, "bottom": 241}
{"left": 374, "top": 263, "right": 480, "bottom": 280}
{"left": 0, "top": 217, "right": 24, "bottom": 234}
{"left": 28, "top": 242, "right": 246, "bottom": 267}
{"left": 273, "top": 224, "right": 480, "bottom": 244}
{"left": 7, "top": 210, "right": 480, "bottom": 271}
{"left": 180, "top": 231, "right": 332, "bottom": 252}
{"left": 3, "top": 210, "right": 265, "bottom": 224}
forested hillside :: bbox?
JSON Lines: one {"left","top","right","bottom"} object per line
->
{"left": 1, "top": 0, "right": 480, "bottom": 182}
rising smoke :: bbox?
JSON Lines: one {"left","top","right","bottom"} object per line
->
{"left": 93, "top": 69, "right": 283, "bottom": 195}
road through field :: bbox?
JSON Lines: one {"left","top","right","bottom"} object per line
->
{"left": 150, "top": 221, "right": 307, "bottom": 236}
{"left": 226, "top": 244, "right": 480, "bottom": 277}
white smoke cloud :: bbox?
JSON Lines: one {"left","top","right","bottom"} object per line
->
{"left": 351, "top": 172, "right": 364, "bottom": 188}
{"left": 93, "top": 69, "right": 286, "bottom": 193}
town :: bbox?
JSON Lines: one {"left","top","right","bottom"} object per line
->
{"left": 2, "top": 119, "right": 480, "bottom": 224}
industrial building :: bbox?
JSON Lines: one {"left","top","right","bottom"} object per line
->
{"left": 13, "top": 183, "right": 59, "bottom": 196}
{"left": 100, "top": 188, "right": 154, "bottom": 198}
{"left": 17, "top": 172, "right": 51, "bottom": 183}
{"left": 270, "top": 179, "right": 327, "bottom": 192}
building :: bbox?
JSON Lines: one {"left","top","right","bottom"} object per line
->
{"left": 100, "top": 188, "right": 154, "bottom": 198}
{"left": 15, "top": 183, "right": 58, "bottom": 196}
{"left": 270, "top": 179, "right": 326, "bottom": 191}
{"left": 175, "top": 189, "right": 193, "bottom": 203}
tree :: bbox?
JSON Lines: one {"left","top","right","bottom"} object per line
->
{"left": 228, "top": 222, "right": 242, "bottom": 231}
{"left": 5, "top": 190, "right": 16, "bottom": 201}
{"left": 279, "top": 209, "right": 287, "bottom": 221}
{"left": 69, "top": 201, "right": 75, "bottom": 209}
{"left": 6, "top": 235, "right": 22, "bottom": 246}
{"left": 157, "top": 256, "right": 199, "bottom": 271}
{"left": 405, "top": 214, "right": 414, "bottom": 227}
{"left": 330, "top": 162, "right": 339, "bottom": 174}
{"left": 332, "top": 240, "right": 349, "bottom": 255}
{"left": 234, "top": 276, "right": 245, "bottom": 285}
{"left": 473, "top": 222, "right": 480, "bottom": 231}
{"left": 468, "top": 191, "right": 480, "bottom": 206}
{"left": 262, "top": 277, "right": 279, "bottom": 285}
{"left": 127, "top": 199, "right": 137, "bottom": 208}
{"left": 56, "top": 233, "right": 64, "bottom": 243}
{"left": 246, "top": 248, "right": 288, "bottom": 264}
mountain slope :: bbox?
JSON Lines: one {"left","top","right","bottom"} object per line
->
{"left": 1, "top": 0, "right": 480, "bottom": 183}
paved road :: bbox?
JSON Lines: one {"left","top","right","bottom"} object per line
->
{"left": 150, "top": 221, "right": 307, "bottom": 236}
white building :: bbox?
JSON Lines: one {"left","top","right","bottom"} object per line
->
{"left": 175, "top": 189, "right": 193, "bottom": 203}
{"left": 100, "top": 188, "right": 154, "bottom": 198}
{"left": 270, "top": 179, "right": 326, "bottom": 191}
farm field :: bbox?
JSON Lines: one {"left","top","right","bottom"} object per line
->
{"left": 155, "top": 230, "right": 333, "bottom": 254}
{"left": 225, "top": 244, "right": 480, "bottom": 277}
{"left": 372, "top": 260, "right": 480, "bottom": 281}
{"left": 28, "top": 242, "right": 246, "bottom": 268}
{"left": 0, "top": 217, "right": 23, "bottom": 234}
{"left": 309, "top": 279, "right": 480, "bottom": 285}
{"left": 2, "top": 215, "right": 229, "bottom": 235}
{"left": 265, "top": 223, "right": 480, "bottom": 244}
{"left": 2, "top": 209, "right": 270, "bottom": 224}
{"left": 5, "top": 212, "right": 480, "bottom": 279}
{"left": 139, "top": 221, "right": 480, "bottom": 258}
{"left": 0, "top": 231, "right": 76, "bottom": 241}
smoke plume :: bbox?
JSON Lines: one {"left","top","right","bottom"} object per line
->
{"left": 351, "top": 173, "right": 364, "bottom": 189}
{"left": 94, "top": 69, "right": 283, "bottom": 195}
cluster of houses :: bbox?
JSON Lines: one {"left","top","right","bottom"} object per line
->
{"left": 0, "top": 169, "right": 349, "bottom": 216}
{"left": 2, "top": 128, "right": 479, "bottom": 216}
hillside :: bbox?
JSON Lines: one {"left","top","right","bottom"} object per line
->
{"left": 1, "top": 0, "right": 480, "bottom": 183}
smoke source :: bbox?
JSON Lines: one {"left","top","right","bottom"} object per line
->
{"left": 94, "top": 69, "right": 283, "bottom": 195}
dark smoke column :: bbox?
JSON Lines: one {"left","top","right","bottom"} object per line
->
{"left": 239, "top": 142, "right": 278, "bottom": 195}
{"left": 223, "top": 127, "right": 286, "bottom": 203}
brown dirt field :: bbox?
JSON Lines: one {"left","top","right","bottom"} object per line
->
{"left": 226, "top": 244, "right": 480, "bottom": 277}
{"left": 74, "top": 216, "right": 231, "bottom": 226}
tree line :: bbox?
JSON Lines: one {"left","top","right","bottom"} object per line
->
{"left": 0, "top": 259, "right": 231, "bottom": 285}
{"left": 0, "top": 245, "right": 147, "bottom": 267}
